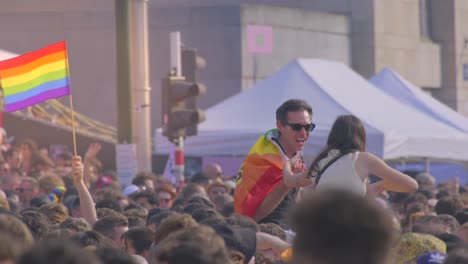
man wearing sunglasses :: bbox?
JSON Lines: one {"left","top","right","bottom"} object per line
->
{"left": 235, "top": 99, "right": 314, "bottom": 229}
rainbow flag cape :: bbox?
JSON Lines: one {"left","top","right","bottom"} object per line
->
{"left": 234, "top": 129, "right": 286, "bottom": 218}
{"left": 0, "top": 41, "right": 70, "bottom": 112}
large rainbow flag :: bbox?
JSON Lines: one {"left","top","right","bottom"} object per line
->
{"left": 0, "top": 41, "right": 70, "bottom": 112}
{"left": 234, "top": 129, "right": 285, "bottom": 218}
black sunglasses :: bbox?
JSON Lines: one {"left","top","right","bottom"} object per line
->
{"left": 284, "top": 122, "right": 316, "bottom": 132}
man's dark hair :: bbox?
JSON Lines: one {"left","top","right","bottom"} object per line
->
{"left": 403, "top": 193, "right": 428, "bottom": 212}
{"left": 412, "top": 215, "right": 445, "bottom": 236}
{"left": 147, "top": 210, "right": 176, "bottom": 227}
{"left": 124, "top": 207, "right": 148, "bottom": 228}
{"left": 435, "top": 233, "right": 465, "bottom": 254}
{"left": 133, "top": 190, "right": 159, "bottom": 206}
{"left": 59, "top": 217, "right": 92, "bottom": 232}
{"left": 96, "top": 208, "right": 124, "bottom": 219}
{"left": 132, "top": 173, "right": 156, "bottom": 187}
{"left": 93, "top": 215, "right": 129, "bottom": 240}
{"left": 151, "top": 225, "right": 231, "bottom": 264}
{"left": 122, "top": 227, "right": 155, "bottom": 254}
{"left": 226, "top": 214, "right": 259, "bottom": 231}
{"left": 416, "top": 190, "right": 435, "bottom": 200}
{"left": 220, "top": 202, "right": 234, "bottom": 218}
{"left": 190, "top": 208, "right": 223, "bottom": 223}
{"left": 388, "top": 192, "right": 410, "bottom": 204}
{"left": 199, "top": 216, "right": 227, "bottom": 227}
{"left": 7, "top": 199, "right": 20, "bottom": 214}
{"left": 435, "top": 196, "right": 464, "bottom": 216}
{"left": 147, "top": 208, "right": 170, "bottom": 222}
{"left": 95, "top": 198, "right": 123, "bottom": 213}
{"left": 43, "top": 228, "right": 74, "bottom": 241}
{"left": 178, "top": 183, "right": 205, "bottom": 204}
{"left": 455, "top": 208, "right": 468, "bottom": 225}
{"left": 190, "top": 172, "right": 210, "bottom": 186}
{"left": 127, "top": 216, "right": 146, "bottom": 228}
{"left": 153, "top": 213, "right": 198, "bottom": 245}
{"left": 70, "top": 230, "right": 114, "bottom": 249}
{"left": 208, "top": 224, "right": 257, "bottom": 264}
{"left": 123, "top": 203, "right": 144, "bottom": 211}
{"left": 436, "top": 190, "right": 450, "bottom": 200}
{"left": 291, "top": 189, "right": 394, "bottom": 264}
{"left": 19, "top": 210, "right": 51, "bottom": 240}
{"left": 183, "top": 202, "right": 210, "bottom": 216}
{"left": 170, "top": 198, "right": 184, "bottom": 212}
{"left": 275, "top": 99, "right": 312, "bottom": 125}
{"left": 30, "top": 196, "right": 51, "bottom": 208}
{"left": 63, "top": 195, "right": 80, "bottom": 214}
{"left": 17, "top": 238, "right": 101, "bottom": 264}
{"left": 259, "top": 223, "right": 287, "bottom": 241}
{"left": 95, "top": 246, "right": 136, "bottom": 264}
{"left": 186, "top": 196, "right": 215, "bottom": 209}
{"left": 437, "top": 214, "right": 460, "bottom": 233}
{"left": 213, "top": 194, "right": 233, "bottom": 211}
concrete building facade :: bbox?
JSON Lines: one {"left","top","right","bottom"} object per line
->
{"left": 0, "top": 0, "right": 467, "bottom": 136}
{"left": 150, "top": 3, "right": 351, "bottom": 127}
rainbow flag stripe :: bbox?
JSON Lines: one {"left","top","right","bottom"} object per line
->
{"left": 0, "top": 41, "right": 70, "bottom": 112}
{"left": 234, "top": 129, "right": 284, "bottom": 218}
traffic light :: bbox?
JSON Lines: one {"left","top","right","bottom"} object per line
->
{"left": 161, "top": 74, "right": 206, "bottom": 142}
{"left": 181, "top": 48, "right": 206, "bottom": 136}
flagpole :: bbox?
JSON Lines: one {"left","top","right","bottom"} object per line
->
{"left": 64, "top": 41, "right": 77, "bottom": 156}
{"left": 69, "top": 94, "right": 78, "bottom": 156}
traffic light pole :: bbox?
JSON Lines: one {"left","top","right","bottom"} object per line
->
{"left": 169, "top": 33, "right": 185, "bottom": 186}
{"left": 163, "top": 32, "right": 207, "bottom": 186}
{"left": 173, "top": 136, "right": 185, "bottom": 186}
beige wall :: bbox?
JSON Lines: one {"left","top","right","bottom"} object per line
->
{"left": 374, "top": 0, "right": 441, "bottom": 88}
{"left": 240, "top": 5, "right": 350, "bottom": 89}
{"left": 2, "top": 0, "right": 467, "bottom": 126}
{"left": 430, "top": 0, "right": 460, "bottom": 112}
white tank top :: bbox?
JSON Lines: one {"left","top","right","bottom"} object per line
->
{"left": 314, "top": 149, "right": 366, "bottom": 196}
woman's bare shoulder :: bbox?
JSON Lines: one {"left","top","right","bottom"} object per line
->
{"left": 356, "top": 151, "right": 379, "bottom": 163}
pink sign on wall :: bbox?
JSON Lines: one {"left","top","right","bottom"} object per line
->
{"left": 247, "top": 25, "right": 273, "bottom": 54}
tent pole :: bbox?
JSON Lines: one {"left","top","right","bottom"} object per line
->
{"left": 424, "top": 158, "right": 430, "bottom": 172}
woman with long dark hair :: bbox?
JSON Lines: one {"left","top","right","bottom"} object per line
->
{"left": 283, "top": 115, "right": 418, "bottom": 196}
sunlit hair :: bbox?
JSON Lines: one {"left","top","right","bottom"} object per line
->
{"left": 39, "top": 203, "right": 69, "bottom": 225}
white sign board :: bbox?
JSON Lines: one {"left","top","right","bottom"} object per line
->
{"left": 116, "top": 144, "right": 137, "bottom": 187}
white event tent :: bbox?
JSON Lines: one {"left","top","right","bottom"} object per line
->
{"left": 155, "top": 59, "right": 468, "bottom": 163}
{"left": 369, "top": 67, "right": 468, "bottom": 133}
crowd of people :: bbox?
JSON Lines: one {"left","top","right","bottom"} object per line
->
{"left": 0, "top": 99, "right": 467, "bottom": 263}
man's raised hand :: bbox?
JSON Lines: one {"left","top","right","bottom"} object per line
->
{"left": 72, "top": 156, "right": 84, "bottom": 185}
{"left": 84, "top": 143, "right": 101, "bottom": 161}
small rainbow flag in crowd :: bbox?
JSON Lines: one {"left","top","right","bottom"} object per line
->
{"left": 0, "top": 41, "right": 71, "bottom": 112}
